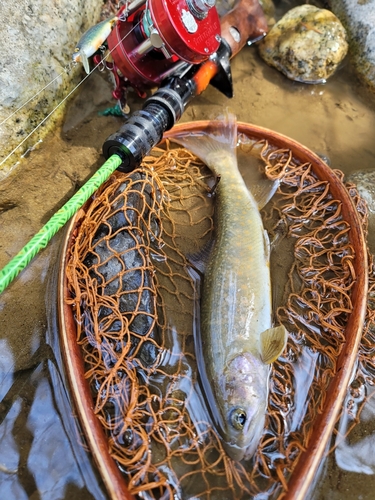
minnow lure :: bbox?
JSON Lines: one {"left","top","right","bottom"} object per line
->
{"left": 72, "top": 15, "right": 118, "bottom": 74}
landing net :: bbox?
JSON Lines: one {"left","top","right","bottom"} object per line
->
{"left": 65, "top": 138, "right": 367, "bottom": 499}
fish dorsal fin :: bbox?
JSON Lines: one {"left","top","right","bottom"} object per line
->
{"left": 260, "top": 325, "right": 288, "bottom": 364}
{"left": 171, "top": 110, "right": 237, "bottom": 170}
{"left": 80, "top": 51, "right": 90, "bottom": 74}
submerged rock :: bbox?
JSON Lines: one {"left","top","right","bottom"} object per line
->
{"left": 0, "top": 0, "right": 102, "bottom": 178}
{"left": 327, "top": 0, "right": 375, "bottom": 93}
{"left": 258, "top": 5, "right": 348, "bottom": 83}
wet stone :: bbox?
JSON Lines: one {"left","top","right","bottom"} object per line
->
{"left": 82, "top": 251, "right": 98, "bottom": 269}
{"left": 98, "top": 305, "right": 112, "bottom": 320}
{"left": 327, "top": 0, "right": 375, "bottom": 92}
{"left": 138, "top": 287, "right": 154, "bottom": 313}
{"left": 92, "top": 223, "right": 110, "bottom": 245}
{"left": 103, "top": 277, "right": 121, "bottom": 296}
{"left": 129, "top": 313, "right": 153, "bottom": 336}
{"left": 107, "top": 210, "right": 128, "bottom": 232}
{"left": 121, "top": 247, "right": 145, "bottom": 269}
{"left": 98, "top": 256, "right": 123, "bottom": 282}
{"left": 121, "top": 268, "right": 143, "bottom": 292}
{"left": 108, "top": 231, "right": 135, "bottom": 253}
{"left": 120, "top": 292, "right": 139, "bottom": 314}
{"left": 347, "top": 170, "right": 375, "bottom": 253}
{"left": 258, "top": 5, "right": 348, "bottom": 83}
{"left": 139, "top": 341, "right": 159, "bottom": 366}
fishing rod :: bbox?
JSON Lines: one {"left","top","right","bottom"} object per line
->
{"left": 0, "top": 0, "right": 267, "bottom": 294}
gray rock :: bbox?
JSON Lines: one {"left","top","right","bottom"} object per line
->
{"left": 328, "top": 0, "right": 375, "bottom": 92}
{"left": 347, "top": 170, "right": 375, "bottom": 253}
{"left": 258, "top": 5, "right": 348, "bottom": 83}
{"left": 0, "top": 0, "right": 102, "bottom": 178}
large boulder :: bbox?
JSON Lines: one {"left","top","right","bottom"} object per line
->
{"left": 328, "top": 0, "right": 375, "bottom": 92}
{"left": 0, "top": 0, "right": 102, "bottom": 178}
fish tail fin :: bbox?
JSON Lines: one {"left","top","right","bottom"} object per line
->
{"left": 171, "top": 110, "right": 237, "bottom": 167}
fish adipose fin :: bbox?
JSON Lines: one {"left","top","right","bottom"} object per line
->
{"left": 260, "top": 325, "right": 288, "bottom": 364}
{"left": 170, "top": 110, "right": 237, "bottom": 169}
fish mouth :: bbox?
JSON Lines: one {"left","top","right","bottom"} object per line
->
{"left": 222, "top": 440, "right": 247, "bottom": 462}
{"left": 222, "top": 431, "right": 262, "bottom": 462}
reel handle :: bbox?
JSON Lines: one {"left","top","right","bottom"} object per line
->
{"left": 220, "top": 0, "right": 268, "bottom": 58}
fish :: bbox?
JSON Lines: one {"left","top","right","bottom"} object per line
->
{"left": 172, "top": 113, "right": 288, "bottom": 461}
{"left": 72, "top": 15, "right": 118, "bottom": 74}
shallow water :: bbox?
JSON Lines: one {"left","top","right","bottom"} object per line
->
{"left": 2, "top": 1, "right": 375, "bottom": 498}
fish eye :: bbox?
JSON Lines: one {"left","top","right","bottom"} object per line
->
{"left": 229, "top": 408, "right": 247, "bottom": 430}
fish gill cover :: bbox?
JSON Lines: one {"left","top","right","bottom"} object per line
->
{"left": 65, "top": 138, "right": 369, "bottom": 499}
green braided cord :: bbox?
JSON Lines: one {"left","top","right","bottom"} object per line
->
{"left": 0, "top": 154, "right": 122, "bottom": 294}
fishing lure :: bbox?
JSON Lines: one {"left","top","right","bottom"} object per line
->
{"left": 72, "top": 15, "right": 118, "bottom": 74}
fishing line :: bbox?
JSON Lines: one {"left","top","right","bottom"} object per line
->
{"left": 0, "top": 63, "right": 74, "bottom": 127}
{"left": 0, "top": 18, "right": 141, "bottom": 169}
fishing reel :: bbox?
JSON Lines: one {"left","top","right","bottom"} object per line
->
{"left": 101, "top": 0, "right": 268, "bottom": 171}
{"left": 95, "top": 0, "right": 221, "bottom": 111}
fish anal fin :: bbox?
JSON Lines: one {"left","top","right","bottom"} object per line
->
{"left": 254, "top": 177, "right": 280, "bottom": 210}
{"left": 260, "top": 325, "right": 288, "bottom": 364}
{"left": 237, "top": 146, "right": 279, "bottom": 210}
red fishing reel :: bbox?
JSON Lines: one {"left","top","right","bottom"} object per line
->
{"left": 97, "top": 0, "right": 221, "bottom": 109}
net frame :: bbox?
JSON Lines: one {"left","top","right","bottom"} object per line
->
{"left": 60, "top": 123, "right": 368, "bottom": 500}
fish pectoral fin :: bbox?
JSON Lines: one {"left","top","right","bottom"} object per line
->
{"left": 260, "top": 325, "right": 288, "bottom": 364}
{"left": 81, "top": 52, "right": 90, "bottom": 74}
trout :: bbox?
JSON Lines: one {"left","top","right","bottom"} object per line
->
{"left": 173, "top": 114, "right": 288, "bottom": 461}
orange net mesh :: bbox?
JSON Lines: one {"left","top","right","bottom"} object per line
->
{"left": 65, "top": 137, "right": 367, "bottom": 499}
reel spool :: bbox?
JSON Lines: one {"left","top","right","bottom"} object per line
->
{"left": 102, "top": 0, "right": 220, "bottom": 107}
